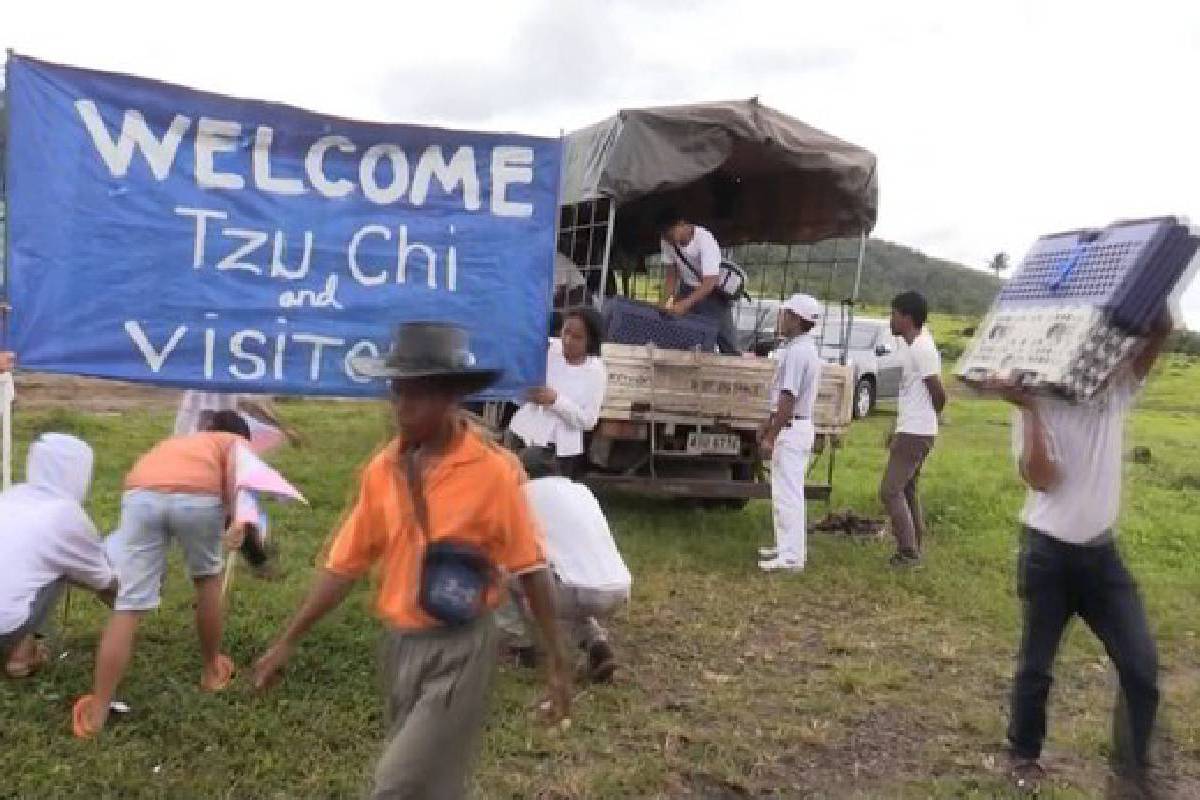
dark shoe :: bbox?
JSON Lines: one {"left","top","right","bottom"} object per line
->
{"left": 1008, "top": 754, "right": 1046, "bottom": 794}
{"left": 587, "top": 641, "right": 617, "bottom": 683}
{"left": 888, "top": 551, "right": 922, "bottom": 569}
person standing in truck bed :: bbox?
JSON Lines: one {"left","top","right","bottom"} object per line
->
{"left": 656, "top": 209, "right": 740, "bottom": 354}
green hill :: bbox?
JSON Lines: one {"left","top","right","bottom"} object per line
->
{"left": 856, "top": 238, "right": 1002, "bottom": 315}
{"left": 727, "top": 238, "right": 1002, "bottom": 316}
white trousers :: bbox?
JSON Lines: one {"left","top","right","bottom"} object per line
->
{"left": 771, "top": 422, "right": 813, "bottom": 565}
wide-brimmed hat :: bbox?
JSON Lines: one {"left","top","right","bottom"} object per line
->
{"left": 349, "top": 322, "right": 501, "bottom": 395}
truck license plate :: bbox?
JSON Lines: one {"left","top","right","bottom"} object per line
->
{"left": 687, "top": 432, "right": 741, "bottom": 456}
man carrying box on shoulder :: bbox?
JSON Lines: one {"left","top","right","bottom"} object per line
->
{"left": 990, "top": 308, "right": 1173, "bottom": 797}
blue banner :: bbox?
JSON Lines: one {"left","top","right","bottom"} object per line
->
{"left": 3, "top": 55, "right": 559, "bottom": 398}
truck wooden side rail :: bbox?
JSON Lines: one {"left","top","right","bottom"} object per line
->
{"left": 582, "top": 344, "right": 854, "bottom": 503}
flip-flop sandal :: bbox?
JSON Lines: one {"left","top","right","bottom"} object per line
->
{"left": 5, "top": 641, "right": 51, "bottom": 679}
{"left": 200, "top": 654, "right": 235, "bottom": 692}
{"left": 72, "top": 695, "right": 104, "bottom": 739}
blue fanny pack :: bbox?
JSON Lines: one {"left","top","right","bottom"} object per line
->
{"left": 419, "top": 540, "right": 493, "bottom": 626}
{"left": 403, "top": 446, "right": 495, "bottom": 627}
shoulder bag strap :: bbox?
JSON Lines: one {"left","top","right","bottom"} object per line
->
{"left": 671, "top": 242, "right": 704, "bottom": 283}
{"left": 402, "top": 445, "right": 432, "bottom": 543}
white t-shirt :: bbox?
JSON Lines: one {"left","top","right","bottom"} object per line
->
{"left": 895, "top": 329, "right": 942, "bottom": 436}
{"left": 523, "top": 477, "right": 631, "bottom": 595}
{"left": 0, "top": 435, "right": 114, "bottom": 634}
{"left": 661, "top": 225, "right": 721, "bottom": 288}
{"left": 770, "top": 333, "right": 822, "bottom": 417}
{"left": 1012, "top": 372, "right": 1139, "bottom": 544}
{"left": 509, "top": 339, "right": 607, "bottom": 457}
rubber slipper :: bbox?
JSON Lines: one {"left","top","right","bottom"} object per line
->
{"left": 200, "top": 654, "right": 235, "bottom": 692}
{"left": 72, "top": 695, "right": 103, "bottom": 739}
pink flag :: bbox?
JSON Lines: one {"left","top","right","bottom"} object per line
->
{"left": 234, "top": 443, "right": 306, "bottom": 504}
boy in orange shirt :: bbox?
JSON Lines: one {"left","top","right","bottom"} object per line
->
{"left": 253, "top": 323, "right": 569, "bottom": 799}
{"left": 73, "top": 411, "right": 254, "bottom": 737}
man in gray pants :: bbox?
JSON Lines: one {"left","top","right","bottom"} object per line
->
{"left": 880, "top": 292, "right": 946, "bottom": 567}
{"left": 253, "top": 323, "right": 570, "bottom": 800}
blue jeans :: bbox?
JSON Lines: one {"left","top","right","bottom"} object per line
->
{"left": 1008, "top": 527, "right": 1159, "bottom": 771}
{"left": 106, "top": 490, "right": 225, "bottom": 612}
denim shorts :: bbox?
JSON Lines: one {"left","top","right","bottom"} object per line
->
{"left": 106, "top": 489, "right": 225, "bottom": 612}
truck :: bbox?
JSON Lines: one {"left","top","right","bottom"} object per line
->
{"left": 495, "top": 99, "right": 879, "bottom": 505}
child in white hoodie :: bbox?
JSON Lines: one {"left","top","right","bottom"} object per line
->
{"left": 0, "top": 433, "right": 116, "bottom": 678}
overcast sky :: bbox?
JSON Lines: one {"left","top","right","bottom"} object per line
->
{"left": 6, "top": 0, "right": 1199, "bottom": 325}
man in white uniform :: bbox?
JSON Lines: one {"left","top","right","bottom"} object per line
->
{"left": 657, "top": 209, "right": 740, "bottom": 354}
{"left": 993, "top": 309, "right": 1172, "bottom": 796}
{"left": 758, "top": 294, "right": 823, "bottom": 572}
{"left": 881, "top": 291, "right": 946, "bottom": 567}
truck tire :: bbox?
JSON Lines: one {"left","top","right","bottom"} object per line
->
{"left": 853, "top": 376, "right": 876, "bottom": 419}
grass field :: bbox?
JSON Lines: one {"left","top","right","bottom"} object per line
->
{"left": 1, "top": 354, "right": 1198, "bottom": 799}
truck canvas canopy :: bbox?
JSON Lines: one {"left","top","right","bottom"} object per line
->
{"left": 559, "top": 98, "right": 878, "bottom": 257}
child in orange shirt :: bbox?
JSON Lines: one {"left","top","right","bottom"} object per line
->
{"left": 73, "top": 411, "right": 253, "bottom": 738}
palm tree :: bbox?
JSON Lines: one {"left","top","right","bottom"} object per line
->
{"left": 988, "top": 252, "right": 1009, "bottom": 279}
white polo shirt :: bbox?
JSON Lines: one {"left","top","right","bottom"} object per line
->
{"left": 770, "top": 333, "right": 822, "bottom": 418}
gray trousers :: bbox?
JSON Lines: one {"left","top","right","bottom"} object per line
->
{"left": 370, "top": 616, "right": 498, "bottom": 800}
{"left": 497, "top": 576, "right": 625, "bottom": 651}
{"left": 880, "top": 433, "right": 935, "bottom": 555}
{"left": 678, "top": 283, "right": 740, "bottom": 354}
{"left": 0, "top": 578, "right": 66, "bottom": 654}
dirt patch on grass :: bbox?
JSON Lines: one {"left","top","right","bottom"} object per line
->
{"left": 15, "top": 373, "right": 178, "bottom": 413}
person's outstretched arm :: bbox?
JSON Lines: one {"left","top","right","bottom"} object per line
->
{"left": 253, "top": 569, "right": 356, "bottom": 689}
{"left": 519, "top": 568, "right": 571, "bottom": 723}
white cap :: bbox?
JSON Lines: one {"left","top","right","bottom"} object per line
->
{"left": 781, "top": 293, "right": 821, "bottom": 323}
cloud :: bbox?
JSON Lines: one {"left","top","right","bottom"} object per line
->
{"left": 376, "top": 1, "right": 852, "bottom": 130}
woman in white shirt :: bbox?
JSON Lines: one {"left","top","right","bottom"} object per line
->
{"left": 507, "top": 309, "right": 607, "bottom": 478}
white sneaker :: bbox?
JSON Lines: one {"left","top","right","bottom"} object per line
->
{"left": 758, "top": 557, "right": 803, "bottom": 573}
{"left": 758, "top": 546, "right": 779, "bottom": 559}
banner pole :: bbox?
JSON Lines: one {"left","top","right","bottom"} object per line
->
{"left": 2, "top": 52, "right": 13, "bottom": 490}
{"left": 1, "top": 372, "right": 11, "bottom": 490}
